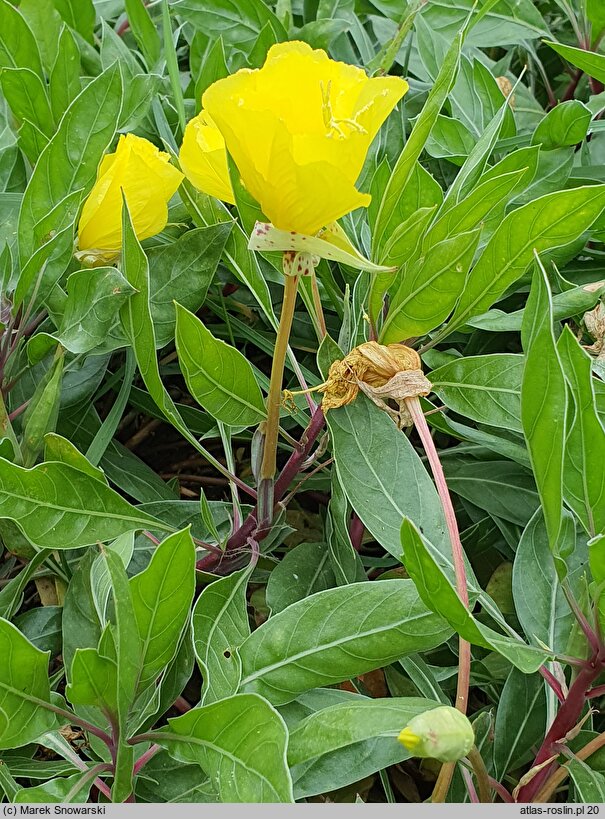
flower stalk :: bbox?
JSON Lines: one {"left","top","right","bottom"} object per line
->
{"left": 405, "top": 395, "right": 472, "bottom": 803}
{"left": 259, "top": 271, "right": 300, "bottom": 525}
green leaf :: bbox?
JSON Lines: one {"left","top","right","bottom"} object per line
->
{"left": 66, "top": 647, "right": 118, "bottom": 714}
{"left": 49, "top": 26, "right": 82, "bottom": 122}
{"left": 568, "top": 758, "right": 605, "bottom": 801}
{"left": 430, "top": 354, "right": 523, "bottom": 431}
{"left": 443, "top": 458, "right": 539, "bottom": 526}
{"left": 158, "top": 693, "right": 293, "bottom": 802}
{"left": 238, "top": 579, "right": 452, "bottom": 706}
{"left": 557, "top": 327, "right": 605, "bottom": 537}
{"left": 16, "top": 63, "right": 123, "bottom": 309}
{"left": 19, "top": 0, "right": 63, "bottom": 72}
{"left": 125, "top": 0, "right": 161, "bottom": 66}
{"left": 469, "top": 281, "right": 605, "bottom": 332}
{"left": 328, "top": 395, "right": 447, "bottom": 561}
{"left": 288, "top": 696, "right": 439, "bottom": 766}
{"left": 119, "top": 201, "right": 234, "bottom": 479}
{"left": 171, "top": 0, "right": 287, "bottom": 49}
{"left": 419, "top": 0, "right": 549, "bottom": 46}
{"left": 52, "top": 0, "right": 95, "bottom": 42}
{"left": 493, "top": 667, "right": 546, "bottom": 777}
{"left": 521, "top": 261, "right": 567, "bottom": 550}
{"left": 0, "top": 0, "right": 44, "bottom": 79}
{"left": 369, "top": 205, "right": 437, "bottom": 327}
{"left": 288, "top": 696, "right": 439, "bottom": 797}
{"left": 373, "top": 30, "right": 462, "bottom": 257}
{"left": 0, "top": 68, "right": 55, "bottom": 145}
{"left": 547, "top": 41, "right": 605, "bottom": 86}
{"left": 380, "top": 228, "right": 480, "bottom": 342}
{"left": 192, "top": 564, "right": 253, "bottom": 705}
{"left": 149, "top": 224, "right": 231, "bottom": 347}
{"left": 513, "top": 511, "right": 578, "bottom": 655}
{"left": 532, "top": 100, "right": 592, "bottom": 151}
{"left": 401, "top": 518, "right": 547, "bottom": 672}
{"left": 15, "top": 772, "right": 94, "bottom": 803}
{"left": 52, "top": 267, "right": 135, "bottom": 354}
{"left": 266, "top": 542, "right": 336, "bottom": 614}
{"left": 175, "top": 303, "right": 266, "bottom": 427}
{"left": 102, "top": 547, "right": 141, "bottom": 801}
{"left": 130, "top": 527, "right": 196, "bottom": 694}
{"left": 0, "top": 618, "right": 58, "bottom": 749}
{"left": 0, "top": 459, "right": 168, "bottom": 549}
{"left": 444, "top": 186, "right": 605, "bottom": 335}
{"left": 587, "top": 0, "right": 605, "bottom": 41}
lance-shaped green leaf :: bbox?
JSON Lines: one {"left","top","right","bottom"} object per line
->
{"left": 101, "top": 547, "right": 141, "bottom": 802}
{"left": 0, "top": 618, "right": 58, "bottom": 749}
{"left": 373, "top": 30, "right": 463, "bottom": 257}
{"left": 16, "top": 63, "right": 123, "bottom": 309}
{"left": 288, "top": 696, "right": 440, "bottom": 767}
{"left": 401, "top": 518, "right": 547, "bottom": 672}
{"left": 521, "top": 260, "right": 567, "bottom": 551}
{"left": 192, "top": 564, "right": 253, "bottom": 706}
{"left": 430, "top": 354, "right": 523, "bottom": 431}
{"left": 0, "top": 459, "right": 169, "bottom": 549}
{"left": 238, "top": 579, "right": 452, "bottom": 706}
{"left": 249, "top": 220, "right": 393, "bottom": 273}
{"left": 380, "top": 228, "right": 480, "bottom": 342}
{"left": 328, "top": 395, "right": 448, "bottom": 561}
{"left": 444, "top": 185, "right": 605, "bottom": 335}
{"left": 0, "top": 0, "right": 44, "bottom": 79}
{"left": 557, "top": 327, "right": 605, "bottom": 537}
{"left": 546, "top": 41, "right": 605, "bottom": 85}
{"left": 175, "top": 304, "right": 266, "bottom": 427}
{"left": 157, "top": 693, "right": 293, "bottom": 803}
{"left": 493, "top": 667, "right": 546, "bottom": 778}
{"left": 130, "top": 528, "right": 196, "bottom": 694}
{"left": 532, "top": 100, "right": 592, "bottom": 151}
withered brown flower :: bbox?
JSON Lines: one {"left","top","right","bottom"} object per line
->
{"left": 316, "top": 341, "right": 432, "bottom": 427}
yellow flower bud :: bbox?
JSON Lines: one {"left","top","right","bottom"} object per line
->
{"left": 398, "top": 706, "right": 475, "bottom": 763}
{"left": 202, "top": 41, "right": 408, "bottom": 235}
{"left": 179, "top": 110, "right": 235, "bottom": 204}
{"left": 77, "top": 134, "right": 184, "bottom": 264}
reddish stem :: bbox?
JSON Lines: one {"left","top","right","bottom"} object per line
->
{"left": 517, "top": 655, "right": 605, "bottom": 802}
{"left": 133, "top": 744, "right": 162, "bottom": 776}
{"left": 539, "top": 666, "right": 565, "bottom": 703}
{"left": 196, "top": 407, "right": 325, "bottom": 572}
{"left": 349, "top": 512, "right": 365, "bottom": 552}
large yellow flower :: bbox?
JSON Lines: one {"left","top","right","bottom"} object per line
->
{"left": 77, "top": 134, "right": 184, "bottom": 262}
{"left": 179, "top": 111, "right": 235, "bottom": 204}
{"left": 202, "top": 41, "right": 408, "bottom": 235}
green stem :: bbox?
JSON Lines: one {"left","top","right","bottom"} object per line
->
{"left": 260, "top": 273, "right": 299, "bottom": 485}
{"left": 467, "top": 746, "right": 491, "bottom": 803}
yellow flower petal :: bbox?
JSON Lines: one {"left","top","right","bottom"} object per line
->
{"left": 179, "top": 111, "right": 235, "bottom": 204}
{"left": 78, "top": 134, "right": 184, "bottom": 255}
{"left": 202, "top": 40, "right": 408, "bottom": 234}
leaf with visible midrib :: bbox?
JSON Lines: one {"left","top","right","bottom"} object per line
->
{"left": 444, "top": 185, "right": 605, "bottom": 335}
{"left": 175, "top": 303, "right": 266, "bottom": 427}
{"left": 0, "top": 618, "right": 58, "bottom": 750}
{"left": 238, "top": 579, "right": 452, "bottom": 706}
{"left": 0, "top": 459, "right": 169, "bottom": 549}
{"left": 157, "top": 693, "right": 293, "bottom": 803}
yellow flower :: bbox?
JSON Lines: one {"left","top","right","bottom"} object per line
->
{"left": 179, "top": 111, "right": 235, "bottom": 204}
{"left": 77, "top": 134, "right": 184, "bottom": 262}
{"left": 202, "top": 41, "right": 408, "bottom": 235}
